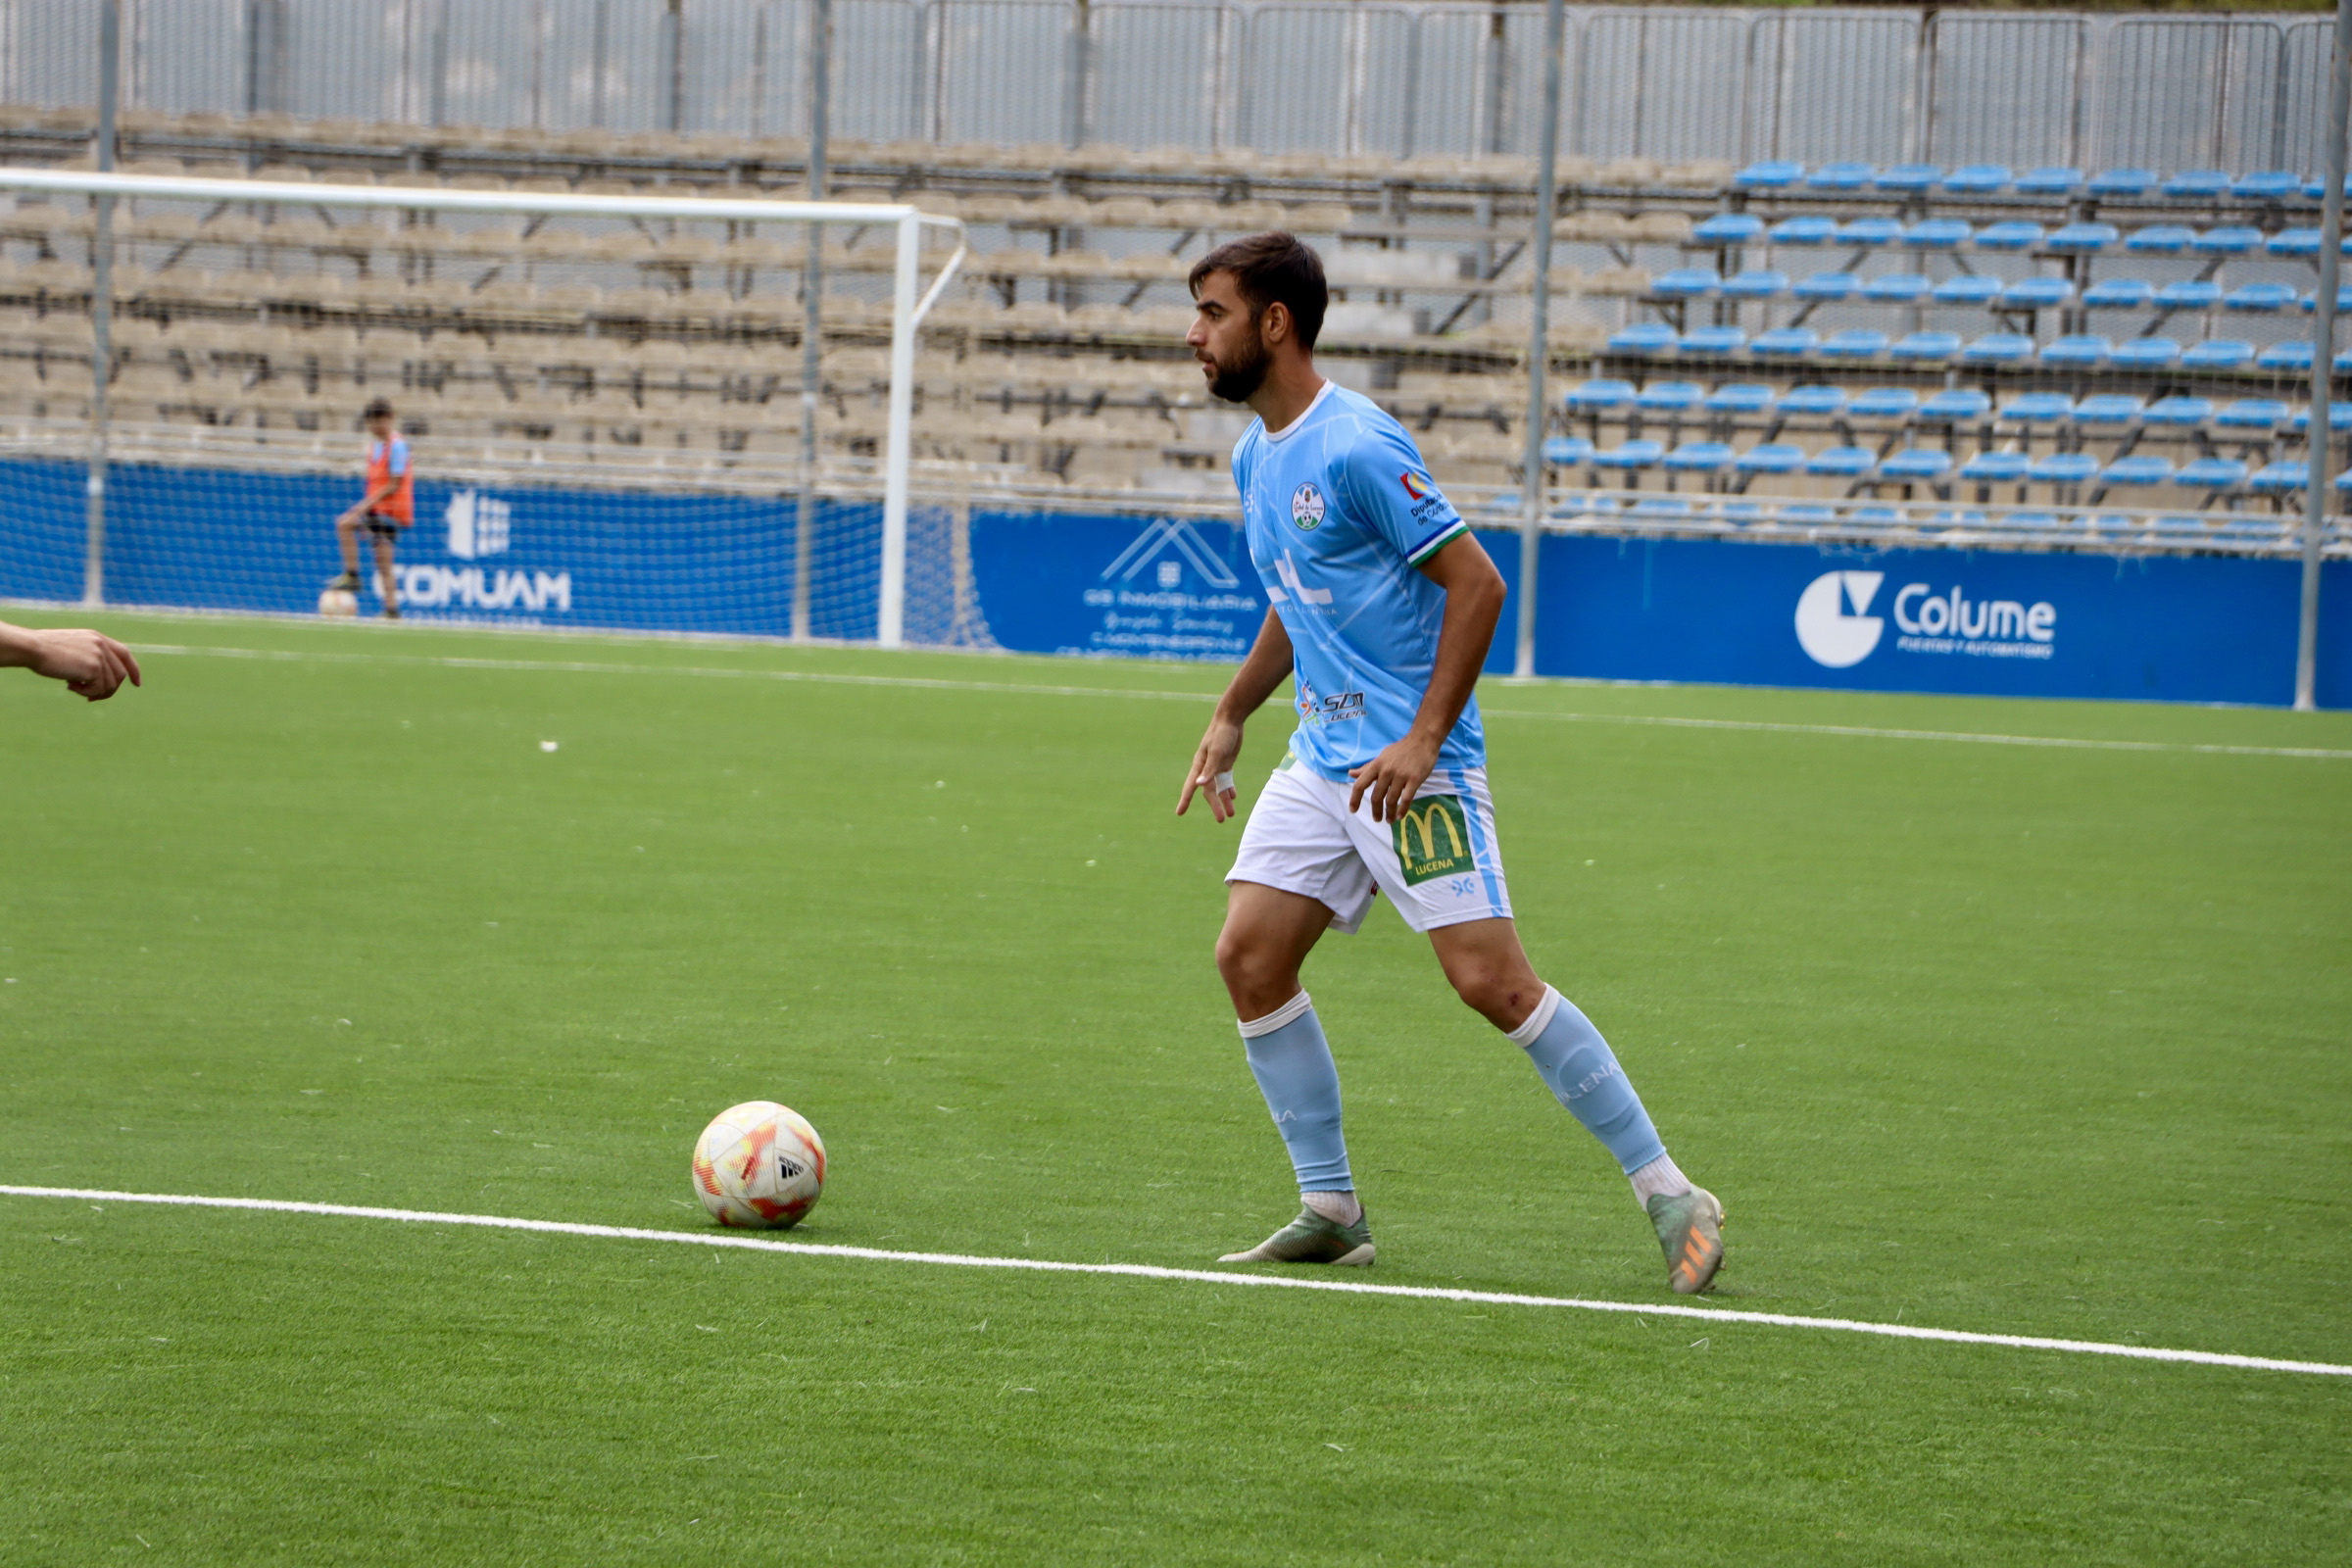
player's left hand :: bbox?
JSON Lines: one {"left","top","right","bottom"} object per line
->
{"left": 1348, "top": 732, "right": 1441, "bottom": 823}
{"left": 26, "top": 628, "right": 142, "bottom": 702}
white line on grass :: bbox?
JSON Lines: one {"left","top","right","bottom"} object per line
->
{"left": 122, "top": 643, "right": 2352, "bottom": 761}
{"left": 7, "top": 1185, "right": 2345, "bottom": 1380}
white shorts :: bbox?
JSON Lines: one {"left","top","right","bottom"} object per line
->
{"left": 1227, "top": 758, "right": 1513, "bottom": 935}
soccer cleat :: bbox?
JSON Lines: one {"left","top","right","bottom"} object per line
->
{"left": 1648, "top": 1187, "right": 1724, "bottom": 1295}
{"left": 326, "top": 570, "right": 361, "bottom": 591}
{"left": 381, "top": 604, "right": 401, "bottom": 619}
{"left": 1218, "top": 1206, "right": 1375, "bottom": 1266}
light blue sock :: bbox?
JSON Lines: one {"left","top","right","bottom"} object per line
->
{"left": 1238, "top": 991, "right": 1352, "bottom": 1193}
{"left": 1508, "top": 985, "right": 1667, "bottom": 1176}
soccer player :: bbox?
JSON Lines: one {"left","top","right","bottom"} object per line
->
{"left": 326, "top": 398, "right": 412, "bottom": 618}
{"left": 0, "top": 619, "right": 140, "bottom": 701}
{"left": 1175, "top": 232, "right": 1724, "bottom": 1296}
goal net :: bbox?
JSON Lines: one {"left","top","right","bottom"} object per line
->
{"left": 0, "top": 166, "right": 980, "bottom": 647}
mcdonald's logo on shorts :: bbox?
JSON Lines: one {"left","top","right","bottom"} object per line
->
{"left": 1392, "top": 796, "right": 1474, "bottom": 886}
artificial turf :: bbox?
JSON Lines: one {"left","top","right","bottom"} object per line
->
{"left": 2, "top": 609, "right": 2347, "bottom": 1564}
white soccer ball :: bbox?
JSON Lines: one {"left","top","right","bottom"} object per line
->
{"left": 691, "top": 1101, "right": 825, "bottom": 1228}
{"left": 318, "top": 587, "right": 358, "bottom": 618}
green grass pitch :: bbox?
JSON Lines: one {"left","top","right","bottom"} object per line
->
{"left": 2, "top": 608, "right": 2347, "bottom": 1564}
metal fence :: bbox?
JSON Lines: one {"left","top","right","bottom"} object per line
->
{"left": 0, "top": 1, "right": 2334, "bottom": 176}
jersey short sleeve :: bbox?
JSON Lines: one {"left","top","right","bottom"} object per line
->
{"left": 384, "top": 436, "right": 410, "bottom": 478}
{"left": 1336, "top": 416, "right": 1467, "bottom": 567}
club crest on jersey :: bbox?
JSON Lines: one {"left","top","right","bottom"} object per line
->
{"left": 1290, "top": 482, "right": 1326, "bottom": 531}
{"left": 1399, "top": 470, "right": 1435, "bottom": 501}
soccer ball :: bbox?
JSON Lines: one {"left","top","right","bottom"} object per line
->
{"left": 318, "top": 587, "right": 358, "bottom": 618}
{"left": 691, "top": 1101, "right": 825, "bottom": 1228}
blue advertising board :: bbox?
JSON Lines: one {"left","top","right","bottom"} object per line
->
{"left": 1, "top": 457, "right": 2345, "bottom": 707}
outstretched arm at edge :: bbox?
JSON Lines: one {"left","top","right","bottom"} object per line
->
{"left": 1177, "top": 607, "right": 1294, "bottom": 823}
{"left": 0, "top": 619, "right": 143, "bottom": 702}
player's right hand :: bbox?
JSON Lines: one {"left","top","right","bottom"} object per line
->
{"left": 28, "top": 628, "right": 142, "bottom": 702}
{"left": 1177, "top": 717, "right": 1244, "bottom": 822}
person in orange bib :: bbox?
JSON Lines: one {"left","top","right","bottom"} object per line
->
{"left": 328, "top": 398, "right": 413, "bottom": 618}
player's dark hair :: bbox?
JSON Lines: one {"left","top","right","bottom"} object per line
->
{"left": 363, "top": 397, "right": 394, "bottom": 420}
{"left": 1189, "top": 231, "right": 1326, "bottom": 351}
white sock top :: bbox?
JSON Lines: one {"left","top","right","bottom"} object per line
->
{"left": 1237, "top": 990, "right": 1315, "bottom": 1039}
{"left": 1504, "top": 985, "right": 1563, "bottom": 1046}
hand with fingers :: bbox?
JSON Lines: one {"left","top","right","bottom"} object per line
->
{"left": 1348, "top": 731, "right": 1442, "bottom": 824}
{"left": 0, "top": 622, "right": 144, "bottom": 702}
{"left": 1177, "top": 713, "right": 1246, "bottom": 823}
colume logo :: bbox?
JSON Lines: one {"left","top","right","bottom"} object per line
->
{"left": 1793, "top": 571, "right": 1885, "bottom": 667}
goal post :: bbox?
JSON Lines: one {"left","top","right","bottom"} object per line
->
{"left": 0, "top": 166, "right": 965, "bottom": 647}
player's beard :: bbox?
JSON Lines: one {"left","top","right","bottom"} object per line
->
{"left": 1202, "top": 327, "right": 1270, "bottom": 403}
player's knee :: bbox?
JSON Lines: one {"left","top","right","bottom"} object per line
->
{"left": 1446, "top": 962, "right": 1541, "bottom": 1030}
{"left": 1215, "top": 930, "right": 1292, "bottom": 1012}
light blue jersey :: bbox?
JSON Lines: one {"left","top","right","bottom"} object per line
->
{"left": 1232, "top": 381, "right": 1485, "bottom": 783}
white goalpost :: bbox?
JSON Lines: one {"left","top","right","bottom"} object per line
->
{"left": 0, "top": 166, "right": 965, "bottom": 647}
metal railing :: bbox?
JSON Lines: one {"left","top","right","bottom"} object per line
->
{"left": 0, "top": 2, "right": 2334, "bottom": 176}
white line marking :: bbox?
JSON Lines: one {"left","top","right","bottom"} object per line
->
{"left": 7, "top": 1185, "right": 2345, "bottom": 1379}
{"left": 121, "top": 643, "right": 2352, "bottom": 760}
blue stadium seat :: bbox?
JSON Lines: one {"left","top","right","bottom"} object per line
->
{"left": 1933, "top": 274, "right": 2001, "bottom": 306}
{"left": 1694, "top": 213, "right": 1766, "bottom": 246}
{"left": 2172, "top": 456, "right": 2248, "bottom": 491}
{"left": 2215, "top": 399, "right": 2288, "bottom": 431}
{"left": 1652, "top": 267, "right": 1721, "bottom": 299}
{"left": 2111, "top": 337, "right": 2183, "bottom": 369}
{"left": 1903, "top": 219, "right": 1972, "bottom": 250}
{"left": 2142, "top": 395, "right": 2214, "bottom": 427}
{"left": 2100, "top": 455, "right": 2176, "bottom": 485}
{"left": 2154, "top": 279, "right": 2221, "bottom": 310}
{"left": 1778, "top": 504, "right": 1839, "bottom": 522}
{"left": 1961, "top": 333, "right": 2035, "bottom": 366}
{"left": 1735, "top": 160, "right": 1805, "bottom": 190}
{"left": 2083, "top": 277, "right": 2155, "bottom": 310}
{"left": 1875, "top": 164, "right": 1941, "bottom": 193}
{"left": 1664, "top": 440, "right": 1737, "bottom": 473}
{"left": 2000, "top": 277, "right": 2074, "bottom": 309}
{"left": 2180, "top": 339, "right": 2254, "bottom": 370}
{"left": 1821, "top": 328, "right": 1891, "bottom": 360}
{"left": 2268, "top": 228, "right": 2350, "bottom": 259}
{"left": 2126, "top": 225, "right": 2196, "bottom": 255}
{"left": 1974, "top": 221, "right": 2043, "bottom": 251}
{"left": 2039, "top": 335, "right": 2111, "bottom": 367}
{"left": 2072, "top": 394, "right": 2145, "bottom": 425}
{"left": 2225, "top": 282, "right": 2297, "bottom": 314}
{"left": 1850, "top": 386, "right": 1921, "bottom": 419}
{"left": 1704, "top": 382, "right": 1777, "bottom": 415}
{"left": 2309, "top": 175, "right": 2352, "bottom": 201}
{"left": 1777, "top": 384, "right": 1847, "bottom": 416}
{"left": 1544, "top": 436, "right": 1594, "bottom": 466}
{"left": 2047, "top": 222, "right": 2119, "bottom": 253}
{"left": 1862, "top": 273, "right": 1932, "bottom": 304}
{"left": 1608, "top": 322, "right": 1679, "bottom": 356}
{"left": 1592, "top": 439, "right": 1666, "bottom": 470}
{"left": 2250, "top": 461, "right": 2309, "bottom": 495}
{"left": 2016, "top": 167, "right": 2084, "bottom": 196}
{"left": 1808, "top": 162, "right": 1875, "bottom": 191}
{"left": 2162, "top": 170, "right": 2230, "bottom": 200}
{"left": 1679, "top": 325, "right": 1748, "bottom": 357}
{"left": 1629, "top": 497, "right": 1694, "bottom": 517}
{"left": 2028, "top": 453, "right": 2102, "bottom": 485}
{"left": 2001, "top": 393, "right": 2076, "bottom": 424}
{"left": 1635, "top": 380, "right": 1706, "bottom": 413}
{"left": 1835, "top": 218, "right": 1904, "bottom": 247}
{"left": 1722, "top": 269, "right": 1788, "bottom": 300}
{"left": 2087, "top": 168, "right": 2155, "bottom": 198}
{"left": 2301, "top": 286, "right": 2352, "bottom": 313}
{"left": 1943, "top": 165, "right": 2011, "bottom": 194}
{"left": 2192, "top": 226, "right": 2263, "bottom": 257}
{"left": 1715, "top": 502, "right": 1764, "bottom": 524}
{"left": 1805, "top": 446, "right": 1878, "bottom": 477}
{"left": 1958, "top": 451, "right": 2030, "bottom": 483}
{"left": 1566, "top": 378, "right": 1636, "bottom": 412}
{"left": 1891, "top": 330, "right": 1963, "bottom": 362}
{"left": 1918, "top": 388, "right": 1992, "bottom": 422}
{"left": 1794, "top": 270, "right": 1857, "bottom": 302}
{"left": 1735, "top": 443, "right": 1805, "bottom": 475}
{"left": 1851, "top": 506, "right": 1905, "bottom": 522}
{"left": 2231, "top": 171, "right": 2300, "bottom": 202}
{"left": 2290, "top": 404, "right": 2352, "bottom": 431}
{"left": 1769, "top": 216, "right": 1838, "bottom": 246}
{"left": 2255, "top": 341, "right": 2312, "bottom": 371}
{"left": 1881, "top": 448, "right": 1955, "bottom": 482}
{"left": 1751, "top": 327, "right": 1820, "bottom": 358}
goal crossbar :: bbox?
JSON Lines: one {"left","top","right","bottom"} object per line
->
{"left": 0, "top": 167, "right": 968, "bottom": 646}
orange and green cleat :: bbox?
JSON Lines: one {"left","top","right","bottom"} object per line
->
{"left": 1648, "top": 1188, "right": 1725, "bottom": 1295}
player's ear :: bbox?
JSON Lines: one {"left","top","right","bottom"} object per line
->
{"left": 1261, "top": 300, "right": 1291, "bottom": 347}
